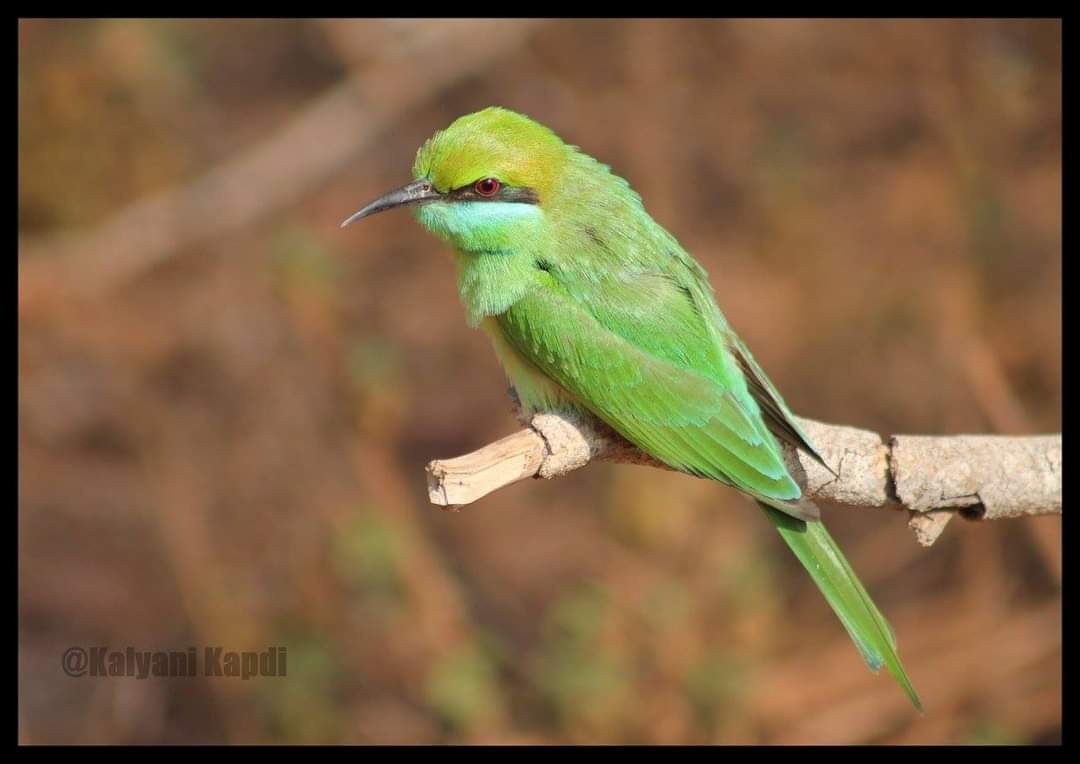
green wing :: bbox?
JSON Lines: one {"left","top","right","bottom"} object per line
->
{"left": 495, "top": 273, "right": 921, "bottom": 710}
{"left": 729, "top": 334, "right": 834, "bottom": 474}
{"left": 496, "top": 275, "right": 817, "bottom": 520}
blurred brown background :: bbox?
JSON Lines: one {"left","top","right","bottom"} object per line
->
{"left": 18, "top": 19, "right": 1061, "bottom": 744}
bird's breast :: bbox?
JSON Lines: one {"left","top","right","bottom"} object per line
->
{"left": 479, "top": 316, "right": 578, "bottom": 416}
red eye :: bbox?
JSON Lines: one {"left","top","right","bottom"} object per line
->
{"left": 474, "top": 178, "right": 500, "bottom": 197}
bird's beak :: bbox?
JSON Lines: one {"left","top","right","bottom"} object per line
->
{"left": 340, "top": 179, "right": 442, "bottom": 228}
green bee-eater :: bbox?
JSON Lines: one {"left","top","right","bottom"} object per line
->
{"left": 343, "top": 107, "right": 921, "bottom": 710}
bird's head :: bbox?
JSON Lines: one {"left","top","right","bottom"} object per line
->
{"left": 341, "top": 107, "right": 572, "bottom": 251}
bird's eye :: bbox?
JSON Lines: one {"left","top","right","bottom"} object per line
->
{"left": 474, "top": 178, "right": 500, "bottom": 197}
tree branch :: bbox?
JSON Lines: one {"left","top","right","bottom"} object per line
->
{"left": 425, "top": 410, "right": 1061, "bottom": 546}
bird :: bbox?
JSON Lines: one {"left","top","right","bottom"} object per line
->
{"left": 341, "top": 106, "right": 921, "bottom": 710}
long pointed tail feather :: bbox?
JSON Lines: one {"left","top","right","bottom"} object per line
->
{"left": 757, "top": 501, "right": 923, "bottom": 712}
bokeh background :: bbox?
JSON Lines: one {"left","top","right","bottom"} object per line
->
{"left": 18, "top": 19, "right": 1061, "bottom": 744}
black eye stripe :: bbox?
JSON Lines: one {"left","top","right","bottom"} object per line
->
{"left": 500, "top": 187, "right": 540, "bottom": 204}
{"left": 446, "top": 184, "right": 540, "bottom": 205}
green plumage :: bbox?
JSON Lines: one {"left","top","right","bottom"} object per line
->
{"left": 348, "top": 106, "right": 921, "bottom": 710}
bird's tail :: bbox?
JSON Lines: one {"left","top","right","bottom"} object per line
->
{"left": 757, "top": 501, "right": 923, "bottom": 711}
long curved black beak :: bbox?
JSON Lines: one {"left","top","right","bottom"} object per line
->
{"left": 340, "top": 179, "right": 442, "bottom": 228}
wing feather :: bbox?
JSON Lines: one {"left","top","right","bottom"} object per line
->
{"left": 728, "top": 334, "right": 836, "bottom": 475}
{"left": 497, "top": 284, "right": 816, "bottom": 519}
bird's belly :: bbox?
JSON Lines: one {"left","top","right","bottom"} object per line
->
{"left": 479, "top": 316, "right": 578, "bottom": 416}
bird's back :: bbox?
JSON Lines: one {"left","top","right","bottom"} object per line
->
{"left": 481, "top": 158, "right": 822, "bottom": 519}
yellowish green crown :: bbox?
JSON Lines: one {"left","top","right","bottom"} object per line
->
{"left": 413, "top": 107, "right": 569, "bottom": 198}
